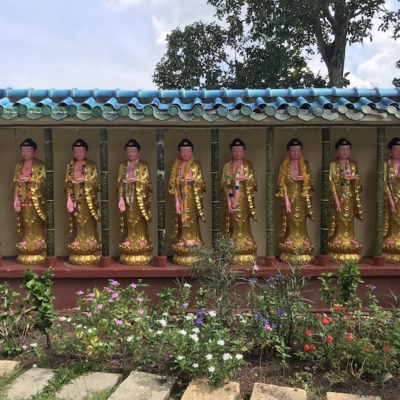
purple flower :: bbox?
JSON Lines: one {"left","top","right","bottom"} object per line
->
{"left": 108, "top": 299, "right": 113, "bottom": 303}
{"left": 96, "top": 304, "right": 103, "bottom": 310}
{"left": 106, "top": 288, "right": 114, "bottom": 293}
{"left": 86, "top": 312, "right": 92, "bottom": 317}
{"left": 88, "top": 293, "right": 95, "bottom": 297}
{"left": 248, "top": 278, "right": 257, "bottom": 284}
{"left": 110, "top": 279, "right": 120, "bottom": 286}
{"left": 264, "top": 323, "right": 273, "bottom": 331}
{"left": 129, "top": 282, "right": 137, "bottom": 289}
{"left": 183, "top": 303, "right": 188, "bottom": 309}
{"left": 112, "top": 292, "right": 119, "bottom": 298}
{"left": 193, "top": 317, "right": 202, "bottom": 325}
{"left": 138, "top": 309, "right": 144, "bottom": 315}
{"left": 115, "top": 319, "right": 123, "bottom": 326}
{"left": 137, "top": 297, "right": 143, "bottom": 302}
{"left": 76, "top": 290, "right": 84, "bottom": 295}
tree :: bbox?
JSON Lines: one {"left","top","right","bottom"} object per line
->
{"left": 153, "top": 22, "right": 326, "bottom": 89}
{"left": 154, "top": 0, "right": 395, "bottom": 88}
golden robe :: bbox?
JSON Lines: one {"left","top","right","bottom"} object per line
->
{"left": 221, "top": 159, "right": 257, "bottom": 265}
{"left": 65, "top": 159, "right": 100, "bottom": 264}
{"left": 276, "top": 157, "right": 314, "bottom": 265}
{"left": 328, "top": 159, "right": 363, "bottom": 263}
{"left": 168, "top": 159, "right": 205, "bottom": 266}
{"left": 383, "top": 160, "right": 400, "bottom": 263}
{"left": 13, "top": 159, "right": 46, "bottom": 264}
{"left": 117, "top": 160, "right": 153, "bottom": 264}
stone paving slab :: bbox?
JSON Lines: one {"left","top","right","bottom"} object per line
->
{"left": 56, "top": 372, "right": 120, "bottom": 399}
{"left": 108, "top": 370, "right": 175, "bottom": 400}
{"left": 7, "top": 368, "right": 54, "bottom": 400}
{"left": 0, "top": 360, "right": 20, "bottom": 378}
{"left": 181, "top": 379, "right": 240, "bottom": 400}
{"left": 327, "top": 393, "right": 381, "bottom": 400}
{"left": 250, "top": 382, "right": 307, "bottom": 400}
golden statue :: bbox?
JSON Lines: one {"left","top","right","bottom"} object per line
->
{"left": 328, "top": 138, "right": 363, "bottom": 263}
{"left": 118, "top": 139, "right": 153, "bottom": 265}
{"left": 65, "top": 139, "right": 101, "bottom": 265}
{"left": 168, "top": 138, "right": 205, "bottom": 266}
{"left": 13, "top": 138, "right": 46, "bottom": 264}
{"left": 221, "top": 138, "right": 257, "bottom": 266}
{"left": 277, "top": 138, "right": 314, "bottom": 265}
{"left": 383, "top": 137, "right": 400, "bottom": 263}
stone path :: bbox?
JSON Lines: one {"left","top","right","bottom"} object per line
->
{"left": 0, "top": 361, "right": 384, "bottom": 399}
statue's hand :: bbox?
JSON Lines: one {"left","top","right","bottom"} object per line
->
{"left": 123, "top": 177, "right": 136, "bottom": 184}
{"left": 334, "top": 195, "right": 341, "bottom": 212}
{"left": 19, "top": 176, "right": 29, "bottom": 182}
{"left": 67, "top": 196, "right": 74, "bottom": 213}
{"left": 175, "top": 197, "right": 181, "bottom": 215}
{"left": 293, "top": 175, "right": 304, "bottom": 181}
{"left": 285, "top": 195, "right": 291, "bottom": 213}
{"left": 14, "top": 196, "right": 21, "bottom": 212}
{"left": 389, "top": 195, "right": 396, "bottom": 213}
{"left": 73, "top": 177, "right": 85, "bottom": 183}
{"left": 119, "top": 196, "right": 126, "bottom": 212}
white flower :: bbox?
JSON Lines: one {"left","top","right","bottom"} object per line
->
{"left": 208, "top": 366, "right": 215, "bottom": 373}
{"left": 22, "top": 345, "right": 27, "bottom": 350}
{"left": 208, "top": 310, "right": 216, "bottom": 317}
{"left": 184, "top": 283, "right": 192, "bottom": 288}
{"left": 185, "top": 313, "right": 195, "bottom": 320}
{"left": 59, "top": 316, "right": 67, "bottom": 322}
{"left": 127, "top": 336, "right": 133, "bottom": 342}
{"left": 159, "top": 319, "right": 167, "bottom": 327}
{"left": 206, "top": 354, "right": 213, "bottom": 360}
{"left": 30, "top": 343, "right": 38, "bottom": 348}
{"left": 179, "top": 329, "right": 187, "bottom": 336}
{"left": 177, "top": 355, "right": 184, "bottom": 360}
{"left": 32, "top": 364, "right": 37, "bottom": 368}
{"left": 190, "top": 334, "right": 199, "bottom": 343}
{"left": 192, "top": 327, "right": 200, "bottom": 333}
{"left": 235, "top": 354, "right": 243, "bottom": 360}
{"left": 76, "top": 324, "right": 82, "bottom": 329}
{"left": 217, "top": 339, "right": 225, "bottom": 346}
{"left": 87, "top": 328, "right": 93, "bottom": 334}
{"left": 67, "top": 317, "right": 72, "bottom": 323}
{"left": 156, "top": 330, "right": 163, "bottom": 335}
{"left": 162, "top": 312, "right": 169, "bottom": 317}
{"left": 223, "top": 353, "right": 232, "bottom": 361}
{"left": 192, "top": 363, "right": 198, "bottom": 368}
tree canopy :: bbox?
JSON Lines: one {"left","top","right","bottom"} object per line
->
{"left": 154, "top": 0, "right": 399, "bottom": 89}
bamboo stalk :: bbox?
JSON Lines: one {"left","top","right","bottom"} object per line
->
{"left": 266, "top": 127, "right": 274, "bottom": 257}
{"left": 100, "top": 128, "right": 109, "bottom": 256}
{"left": 375, "top": 127, "right": 385, "bottom": 256}
{"left": 211, "top": 129, "right": 219, "bottom": 247}
{"left": 44, "top": 128, "right": 54, "bottom": 257}
{"left": 320, "top": 128, "right": 330, "bottom": 255}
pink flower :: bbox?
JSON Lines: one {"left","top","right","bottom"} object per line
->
{"left": 110, "top": 279, "right": 120, "bottom": 286}
{"left": 86, "top": 312, "right": 92, "bottom": 317}
{"left": 137, "top": 297, "right": 143, "bottom": 303}
{"left": 115, "top": 319, "right": 123, "bottom": 326}
{"left": 112, "top": 292, "right": 119, "bottom": 298}
{"left": 108, "top": 299, "right": 113, "bottom": 303}
{"left": 138, "top": 309, "right": 144, "bottom": 315}
{"left": 88, "top": 293, "right": 95, "bottom": 297}
{"left": 76, "top": 290, "right": 84, "bottom": 295}
{"left": 264, "top": 323, "right": 272, "bottom": 331}
{"left": 106, "top": 288, "right": 113, "bottom": 293}
{"left": 129, "top": 282, "right": 137, "bottom": 289}
{"left": 327, "top": 335, "right": 333, "bottom": 344}
{"left": 96, "top": 304, "right": 103, "bottom": 310}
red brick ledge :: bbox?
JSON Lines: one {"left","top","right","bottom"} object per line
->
{"left": 0, "top": 256, "right": 400, "bottom": 279}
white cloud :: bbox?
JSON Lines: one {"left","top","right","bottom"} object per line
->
{"left": 104, "top": 0, "right": 144, "bottom": 10}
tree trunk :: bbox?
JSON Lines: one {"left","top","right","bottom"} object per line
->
{"left": 326, "top": 41, "right": 346, "bottom": 87}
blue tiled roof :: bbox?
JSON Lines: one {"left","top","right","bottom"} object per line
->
{"left": 0, "top": 87, "right": 399, "bottom": 122}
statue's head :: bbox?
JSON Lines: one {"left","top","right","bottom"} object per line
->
{"left": 335, "top": 138, "right": 351, "bottom": 160}
{"left": 178, "top": 138, "right": 193, "bottom": 162}
{"left": 72, "top": 139, "right": 88, "bottom": 161}
{"left": 20, "top": 138, "right": 37, "bottom": 160}
{"left": 230, "top": 138, "right": 245, "bottom": 161}
{"left": 287, "top": 138, "right": 302, "bottom": 160}
{"left": 388, "top": 137, "right": 400, "bottom": 160}
{"left": 125, "top": 139, "right": 141, "bottom": 162}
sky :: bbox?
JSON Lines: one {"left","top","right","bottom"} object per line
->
{"left": 0, "top": 0, "right": 398, "bottom": 90}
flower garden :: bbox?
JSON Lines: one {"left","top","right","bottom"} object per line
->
{"left": 1, "top": 237, "right": 400, "bottom": 399}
